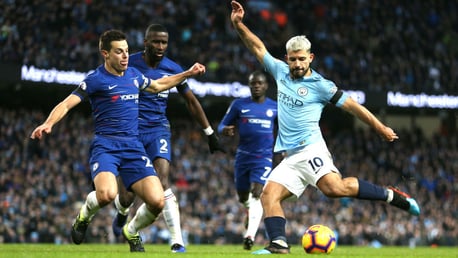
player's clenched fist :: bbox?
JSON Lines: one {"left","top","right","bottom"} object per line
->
{"left": 187, "top": 62, "right": 206, "bottom": 77}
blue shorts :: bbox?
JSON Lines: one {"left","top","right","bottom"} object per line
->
{"left": 89, "top": 135, "right": 157, "bottom": 190}
{"left": 139, "top": 128, "right": 172, "bottom": 162}
{"left": 234, "top": 153, "right": 272, "bottom": 192}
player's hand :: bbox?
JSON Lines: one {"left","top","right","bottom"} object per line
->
{"left": 379, "top": 126, "right": 398, "bottom": 142}
{"left": 208, "top": 133, "right": 225, "bottom": 154}
{"left": 222, "top": 125, "right": 236, "bottom": 136}
{"left": 231, "top": 1, "right": 245, "bottom": 24}
{"left": 187, "top": 62, "right": 206, "bottom": 77}
{"left": 30, "top": 124, "right": 52, "bottom": 140}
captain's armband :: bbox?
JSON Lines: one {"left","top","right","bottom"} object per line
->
{"left": 330, "top": 90, "right": 344, "bottom": 105}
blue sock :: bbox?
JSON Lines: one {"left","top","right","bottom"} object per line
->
{"left": 356, "top": 179, "right": 387, "bottom": 201}
{"left": 264, "top": 216, "right": 286, "bottom": 242}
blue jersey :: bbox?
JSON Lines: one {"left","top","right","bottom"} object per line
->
{"left": 129, "top": 52, "right": 190, "bottom": 132}
{"left": 218, "top": 97, "right": 277, "bottom": 158}
{"left": 262, "top": 52, "right": 348, "bottom": 153}
{"left": 71, "top": 65, "right": 156, "bottom": 188}
{"left": 72, "top": 65, "right": 150, "bottom": 137}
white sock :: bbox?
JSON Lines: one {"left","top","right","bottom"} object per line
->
{"left": 80, "top": 191, "right": 100, "bottom": 221}
{"left": 114, "top": 194, "right": 131, "bottom": 216}
{"left": 126, "top": 203, "right": 157, "bottom": 235}
{"left": 386, "top": 189, "right": 394, "bottom": 203}
{"left": 244, "top": 195, "right": 263, "bottom": 240}
{"left": 163, "top": 188, "right": 184, "bottom": 246}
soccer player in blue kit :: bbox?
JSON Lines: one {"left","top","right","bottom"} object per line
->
{"left": 217, "top": 70, "right": 278, "bottom": 250}
{"left": 111, "top": 24, "right": 224, "bottom": 253}
{"left": 230, "top": 1, "right": 420, "bottom": 254}
{"left": 30, "top": 30, "right": 206, "bottom": 252}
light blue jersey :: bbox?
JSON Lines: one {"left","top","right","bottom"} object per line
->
{"left": 262, "top": 52, "right": 348, "bottom": 153}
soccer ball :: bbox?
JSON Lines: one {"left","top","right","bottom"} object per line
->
{"left": 302, "top": 224, "right": 336, "bottom": 254}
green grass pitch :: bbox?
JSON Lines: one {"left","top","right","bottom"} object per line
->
{"left": 0, "top": 244, "right": 456, "bottom": 258}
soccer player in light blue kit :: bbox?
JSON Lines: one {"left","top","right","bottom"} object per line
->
{"left": 230, "top": 1, "right": 420, "bottom": 254}
{"left": 30, "top": 30, "right": 206, "bottom": 252}
{"left": 218, "top": 70, "right": 278, "bottom": 250}
{"left": 111, "top": 24, "right": 224, "bottom": 253}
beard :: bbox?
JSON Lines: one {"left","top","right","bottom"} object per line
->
{"left": 290, "top": 67, "right": 308, "bottom": 79}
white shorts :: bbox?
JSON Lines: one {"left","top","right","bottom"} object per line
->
{"left": 267, "top": 140, "right": 340, "bottom": 198}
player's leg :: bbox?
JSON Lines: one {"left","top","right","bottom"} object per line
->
{"left": 253, "top": 144, "right": 324, "bottom": 254}
{"left": 142, "top": 130, "right": 186, "bottom": 252}
{"left": 240, "top": 182, "right": 264, "bottom": 250}
{"left": 309, "top": 141, "right": 419, "bottom": 216}
{"left": 251, "top": 180, "right": 292, "bottom": 254}
{"left": 235, "top": 163, "right": 257, "bottom": 250}
{"left": 317, "top": 173, "right": 420, "bottom": 215}
{"left": 123, "top": 175, "right": 164, "bottom": 252}
{"left": 72, "top": 171, "right": 118, "bottom": 244}
{"left": 112, "top": 177, "right": 135, "bottom": 237}
{"left": 72, "top": 137, "right": 120, "bottom": 245}
{"left": 154, "top": 158, "right": 186, "bottom": 253}
{"left": 240, "top": 159, "right": 269, "bottom": 250}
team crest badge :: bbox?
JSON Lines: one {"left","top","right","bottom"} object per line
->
{"left": 297, "top": 87, "right": 308, "bottom": 96}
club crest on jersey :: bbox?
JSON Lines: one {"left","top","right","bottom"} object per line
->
{"left": 297, "top": 87, "right": 308, "bottom": 96}
{"left": 92, "top": 162, "right": 99, "bottom": 172}
{"left": 266, "top": 109, "right": 274, "bottom": 117}
{"left": 133, "top": 79, "right": 139, "bottom": 88}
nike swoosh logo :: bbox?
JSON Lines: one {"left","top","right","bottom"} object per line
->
{"left": 108, "top": 85, "right": 118, "bottom": 90}
{"left": 241, "top": 109, "right": 250, "bottom": 113}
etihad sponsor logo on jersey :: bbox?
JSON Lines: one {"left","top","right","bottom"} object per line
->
{"left": 278, "top": 90, "right": 304, "bottom": 108}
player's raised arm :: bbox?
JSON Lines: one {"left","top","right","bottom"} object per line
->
{"left": 30, "top": 94, "right": 81, "bottom": 140}
{"left": 143, "top": 62, "right": 206, "bottom": 93}
{"left": 230, "top": 0, "right": 268, "bottom": 65}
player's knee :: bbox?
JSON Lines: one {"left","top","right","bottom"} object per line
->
{"left": 251, "top": 188, "right": 262, "bottom": 199}
{"left": 260, "top": 191, "right": 273, "bottom": 206}
{"left": 119, "top": 192, "right": 135, "bottom": 207}
{"left": 144, "top": 195, "right": 164, "bottom": 211}
{"left": 97, "top": 190, "right": 117, "bottom": 206}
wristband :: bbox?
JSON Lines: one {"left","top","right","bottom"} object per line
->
{"left": 203, "top": 126, "right": 214, "bottom": 136}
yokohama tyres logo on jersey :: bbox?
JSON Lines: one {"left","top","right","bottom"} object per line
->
{"left": 111, "top": 93, "right": 139, "bottom": 103}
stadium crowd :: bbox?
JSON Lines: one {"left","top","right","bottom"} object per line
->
{"left": 0, "top": 107, "right": 456, "bottom": 247}
{"left": 0, "top": 0, "right": 457, "bottom": 94}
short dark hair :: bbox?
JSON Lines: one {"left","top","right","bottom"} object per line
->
{"left": 145, "top": 24, "right": 168, "bottom": 37}
{"left": 99, "top": 30, "right": 127, "bottom": 51}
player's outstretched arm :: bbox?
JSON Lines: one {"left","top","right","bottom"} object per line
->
{"left": 144, "top": 62, "right": 206, "bottom": 93}
{"left": 181, "top": 90, "right": 225, "bottom": 153}
{"left": 30, "top": 94, "right": 81, "bottom": 140}
{"left": 230, "top": 0, "right": 267, "bottom": 65}
{"left": 341, "top": 97, "right": 398, "bottom": 142}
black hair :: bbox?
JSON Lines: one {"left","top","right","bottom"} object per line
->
{"left": 99, "top": 30, "right": 127, "bottom": 51}
{"left": 145, "top": 24, "right": 168, "bottom": 37}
